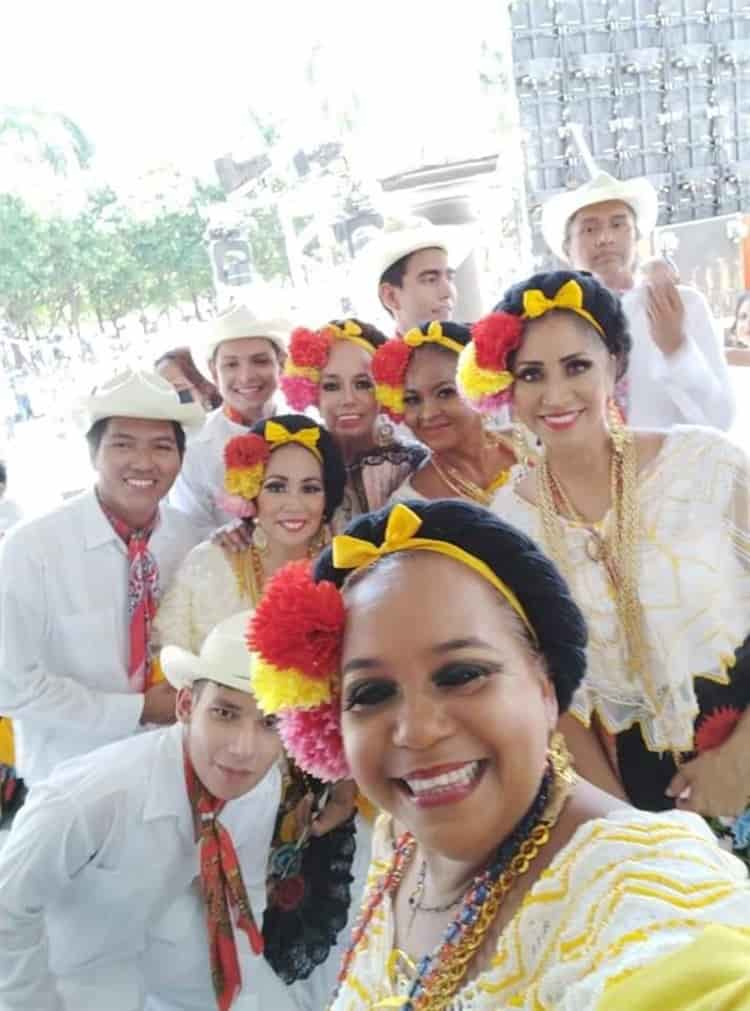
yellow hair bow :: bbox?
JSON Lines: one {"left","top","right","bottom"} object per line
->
{"left": 332, "top": 503, "right": 537, "bottom": 642}
{"left": 522, "top": 279, "right": 604, "bottom": 337}
{"left": 403, "top": 320, "right": 464, "bottom": 356}
{"left": 264, "top": 420, "right": 323, "bottom": 462}
{"left": 326, "top": 319, "right": 377, "bottom": 356}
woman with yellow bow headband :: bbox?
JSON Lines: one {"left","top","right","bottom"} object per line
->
{"left": 155, "top": 414, "right": 346, "bottom": 653}
{"left": 372, "top": 321, "right": 522, "bottom": 506}
{"left": 281, "top": 318, "right": 426, "bottom": 528}
{"left": 459, "top": 269, "right": 750, "bottom": 869}
{"left": 248, "top": 499, "right": 750, "bottom": 1010}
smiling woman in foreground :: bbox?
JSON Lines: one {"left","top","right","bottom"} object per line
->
{"left": 248, "top": 500, "right": 750, "bottom": 1010}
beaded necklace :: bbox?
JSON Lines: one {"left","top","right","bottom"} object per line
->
{"left": 335, "top": 762, "right": 573, "bottom": 1011}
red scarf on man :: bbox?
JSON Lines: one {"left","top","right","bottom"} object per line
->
{"left": 99, "top": 500, "right": 159, "bottom": 691}
{"left": 184, "top": 751, "right": 263, "bottom": 1011}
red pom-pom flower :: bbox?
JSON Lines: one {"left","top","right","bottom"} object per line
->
{"left": 694, "top": 705, "right": 742, "bottom": 752}
{"left": 288, "top": 326, "right": 332, "bottom": 369}
{"left": 371, "top": 339, "right": 413, "bottom": 388}
{"left": 248, "top": 560, "right": 345, "bottom": 681}
{"left": 224, "top": 433, "right": 271, "bottom": 470}
{"left": 471, "top": 312, "right": 523, "bottom": 370}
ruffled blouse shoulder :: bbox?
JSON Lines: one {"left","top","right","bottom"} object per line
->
{"left": 331, "top": 808, "right": 750, "bottom": 1011}
{"left": 490, "top": 427, "right": 750, "bottom": 751}
{"left": 154, "top": 538, "right": 246, "bottom": 653}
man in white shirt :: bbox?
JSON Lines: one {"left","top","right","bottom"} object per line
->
{"left": 0, "top": 368, "right": 204, "bottom": 787}
{"left": 356, "top": 217, "right": 473, "bottom": 337}
{"left": 169, "top": 305, "right": 292, "bottom": 536}
{"left": 0, "top": 613, "right": 297, "bottom": 1011}
{"left": 541, "top": 171, "right": 734, "bottom": 429}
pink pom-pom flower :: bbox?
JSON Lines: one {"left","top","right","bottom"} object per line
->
{"left": 277, "top": 702, "right": 350, "bottom": 782}
{"left": 280, "top": 374, "right": 320, "bottom": 411}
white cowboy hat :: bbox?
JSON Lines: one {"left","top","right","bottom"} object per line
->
{"left": 82, "top": 367, "right": 205, "bottom": 433}
{"left": 161, "top": 611, "right": 254, "bottom": 694}
{"left": 196, "top": 304, "right": 293, "bottom": 373}
{"left": 541, "top": 171, "right": 659, "bottom": 262}
{"left": 356, "top": 216, "right": 475, "bottom": 293}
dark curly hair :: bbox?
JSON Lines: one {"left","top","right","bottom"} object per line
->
{"left": 249, "top": 413, "right": 347, "bottom": 522}
{"left": 495, "top": 270, "right": 631, "bottom": 380}
{"left": 327, "top": 318, "right": 389, "bottom": 352}
{"left": 314, "top": 499, "right": 587, "bottom": 713}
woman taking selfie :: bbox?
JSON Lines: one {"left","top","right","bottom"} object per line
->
{"left": 249, "top": 500, "right": 750, "bottom": 1009}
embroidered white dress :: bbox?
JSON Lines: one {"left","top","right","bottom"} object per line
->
{"left": 331, "top": 809, "right": 750, "bottom": 1011}
{"left": 154, "top": 539, "right": 246, "bottom": 653}
{"left": 490, "top": 426, "right": 750, "bottom": 753}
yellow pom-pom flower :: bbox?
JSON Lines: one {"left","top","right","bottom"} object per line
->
{"left": 457, "top": 344, "right": 514, "bottom": 402}
{"left": 251, "top": 654, "right": 332, "bottom": 714}
{"left": 225, "top": 463, "right": 264, "bottom": 501}
{"left": 284, "top": 362, "right": 321, "bottom": 382}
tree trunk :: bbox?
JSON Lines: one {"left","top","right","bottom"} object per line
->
{"left": 191, "top": 291, "right": 203, "bottom": 321}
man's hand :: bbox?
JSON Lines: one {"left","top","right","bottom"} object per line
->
{"left": 211, "top": 521, "right": 253, "bottom": 554}
{"left": 667, "top": 743, "right": 749, "bottom": 818}
{"left": 647, "top": 280, "right": 685, "bottom": 356}
{"left": 140, "top": 682, "right": 177, "bottom": 726}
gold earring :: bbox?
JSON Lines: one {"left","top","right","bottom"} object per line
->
{"left": 307, "top": 523, "right": 330, "bottom": 558}
{"left": 607, "top": 396, "right": 626, "bottom": 455}
{"left": 512, "top": 423, "right": 529, "bottom": 469}
{"left": 252, "top": 522, "right": 268, "bottom": 553}
{"left": 375, "top": 416, "right": 395, "bottom": 448}
{"left": 547, "top": 731, "right": 575, "bottom": 781}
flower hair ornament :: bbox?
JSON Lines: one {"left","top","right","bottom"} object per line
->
{"left": 281, "top": 320, "right": 379, "bottom": 411}
{"left": 458, "top": 277, "right": 605, "bottom": 412}
{"left": 247, "top": 503, "right": 537, "bottom": 781}
{"left": 371, "top": 321, "right": 465, "bottom": 422}
{"left": 219, "top": 420, "right": 322, "bottom": 518}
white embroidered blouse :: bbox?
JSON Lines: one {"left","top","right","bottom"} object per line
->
{"left": 490, "top": 426, "right": 750, "bottom": 752}
{"left": 331, "top": 809, "right": 750, "bottom": 1010}
{"left": 154, "top": 539, "right": 247, "bottom": 653}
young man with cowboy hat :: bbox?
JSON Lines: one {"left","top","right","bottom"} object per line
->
{"left": 356, "top": 216, "right": 474, "bottom": 336}
{"left": 0, "top": 612, "right": 297, "bottom": 1011}
{"left": 0, "top": 368, "right": 204, "bottom": 789}
{"left": 542, "top": 171, "right": 734, "bottom": 430}
{"left": 169, "top": 304, "right": 293, "bottom": 535}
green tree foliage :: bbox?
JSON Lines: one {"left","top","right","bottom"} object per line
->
{"left": 0, "top": 175, "right": 221, "bottom": 340}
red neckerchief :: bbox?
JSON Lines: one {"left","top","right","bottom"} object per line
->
{"left": 223, "top": 404, "right": 279, "bottom": 427}
{"left": 98, "top": 496, "right": 159, "bottom": 691}
{"left": 184, "top": 749, "right": 263, "bottom": 1011}
{"left": 223, "top": 404, "right": 249, "bottom": 425}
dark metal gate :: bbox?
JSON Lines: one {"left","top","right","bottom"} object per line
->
{"left": 511, "top": 0, "right": 750, "bottom": 253}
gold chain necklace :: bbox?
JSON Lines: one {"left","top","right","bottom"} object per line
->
{"left": 430, "top": 433, "right": 514, "bottom": 507}
{"left": 402, "top": 759, "right": 574, "bottom": 1010}
{"left": 229, "top": 545, "right": 265, "bottom": 607}
{"left": 537, "top": 433, "right": 647, "bottom": 685}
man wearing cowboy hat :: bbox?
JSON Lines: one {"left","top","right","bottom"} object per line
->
{"left": 169, "top": 304, "right": 293, "bottom": 535}
{"left": 0, "top": 612, "right": 299, "bottom": 1011}
{"left": 542, "top": 171, "right": 734, "bottom": 430}
{"left": 357, "top": 217, "right": 474, "bottom": 337}
{"left": 0, "top": 368, "right": 205, "bottom": 789}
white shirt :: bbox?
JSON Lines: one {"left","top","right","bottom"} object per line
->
{"left": 621, "top": 283, "right": 734, "bottom": 430}
{"left": 168, "top": 408, "right": 253, "bottom": 537}
{"left": 0, "top": 490, "right": 201, "bottom": 785}
{"left": 0, "top": 496, "right": 22, "bottom": 535}
{"left": 0, "top": 724, "right": 283, "bottom": 1011}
